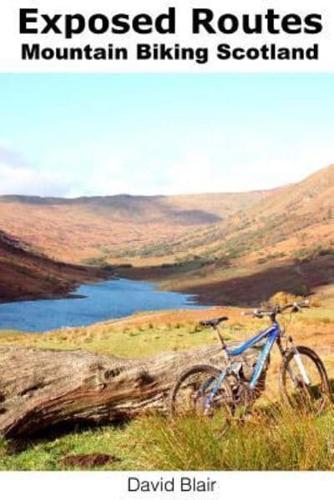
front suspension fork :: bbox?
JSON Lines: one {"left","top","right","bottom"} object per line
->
{"left": 278, "top": 337, "right": 310, "bottom": 386}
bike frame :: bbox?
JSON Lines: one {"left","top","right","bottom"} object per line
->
{"left": 212, "top": 321, "right": 281, "bottom": 392}
{"left": 228, "top": 322, "right": 280, "bottom": 388}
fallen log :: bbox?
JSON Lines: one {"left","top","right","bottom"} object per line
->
{"left": 0, "top": 344, "right": 258, "bottom": 438}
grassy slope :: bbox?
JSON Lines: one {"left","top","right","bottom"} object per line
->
{"left": 0, "top": 230, "right": 109, "bottom": 302}
{"left": 0, "top": 300, "right": 334, "bottom": 471}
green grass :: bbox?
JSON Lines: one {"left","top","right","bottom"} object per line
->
{"left": 0, "top": 304, "right": 333, "bottom": 471}
{"left": 0, "top": 320, "right": 240, "bottom": 358}
{"left": 1, "top": 407, "right": 334, "bottom": 471}
{"left": 298, "top": 308, "right": 334, "bottom": 325}
{"left": 136, "top": 407, "right": 334, "bottom": 471}
{"left": 0, "top": 423, "right": 144, "bottom": 471}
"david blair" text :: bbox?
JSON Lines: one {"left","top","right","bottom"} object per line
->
{"left": 128, "top": 475, "right": 218, "bottom": 493}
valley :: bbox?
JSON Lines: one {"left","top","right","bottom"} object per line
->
{"left": 0, "top": 164, "right": 333, "bottom": 305}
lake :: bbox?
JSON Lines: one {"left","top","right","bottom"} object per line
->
{"left": 0, "top": 278, "right": 205, "bottom": 333}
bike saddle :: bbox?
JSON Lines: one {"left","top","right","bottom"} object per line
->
{"left": 200, "top": 316, "right": 229, "bottom": 328}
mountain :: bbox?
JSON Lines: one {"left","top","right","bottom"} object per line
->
{"left": 0, "top": 164, "right": 333, "bottom": 305}
{"left": 132, "top": 164, "right": 334, "bottom": 304}
{"left": 0, "top": 191, "right": 269, "bottom": 265}
{"left": 145, "top": 164, "right": 334, "bottom": 265}
{"left": 0, "top": 230, "right": 108, "bottom": 303}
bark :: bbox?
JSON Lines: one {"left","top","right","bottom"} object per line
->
{"left": 0, "top": 344, "right": 258, "bottom": 438}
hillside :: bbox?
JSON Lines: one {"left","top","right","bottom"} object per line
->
{"left": 0, "top": 230, "right": 108, "bottom": 302}
{"left": 119, "top": 165, "right": 334, "bottom": 303}
{"left": 124, "top": 164, "right": 334, "bottom": 264}
{"left": 0, "top": 191, "right": 269, "bottom": 265}
{"left": 0, "top": 164, "right": 333, "bottom": 304}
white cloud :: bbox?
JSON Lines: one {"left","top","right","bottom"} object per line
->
{"left": 0, "top": 144, "right": 72, "bottom": 197}
{"left": 66, "top": 158, "right": 134, "bottom": 197}
{"left": 0, "top": 141, "right": 333, "bottom": 198}
{"left": 0, "top": 145, "right": 26, "bottom": 168}
{"left": 0, "top": 162, "right": 71, "bottom": 197}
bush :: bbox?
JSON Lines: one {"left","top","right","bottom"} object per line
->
{"left": 269, "top": 291, "right": 299, "bottom": 306}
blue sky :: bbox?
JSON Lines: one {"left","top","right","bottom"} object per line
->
{"left": 0, "top": 74, "right": 333, "bottom": 197}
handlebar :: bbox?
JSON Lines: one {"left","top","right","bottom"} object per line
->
{"left": 242, "top": 300, "right": 310, "bottom": 319}
{"left": 198, "top": 301, "right": 310, "bottom": 329}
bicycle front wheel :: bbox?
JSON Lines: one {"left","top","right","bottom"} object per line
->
{"left": 169, "top": 364, "right": 233, "bottom": 418}
{"left": 280, "top": 346, "right": 331, "bottom": 414}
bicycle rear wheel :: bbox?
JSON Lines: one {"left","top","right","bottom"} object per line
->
{"left": 169, "top": 364, "right": 233, "bottom": 418}
{"left": 280, "top": 346, "right": 331, "bottom": 414}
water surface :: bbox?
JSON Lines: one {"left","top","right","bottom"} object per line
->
{"left": 0, "top": 279, "right": 205, "bottom": 333}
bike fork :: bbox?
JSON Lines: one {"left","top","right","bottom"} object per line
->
{"left": 278, "top": 338, "right": 310, "bottom": 386}
{"left": 292, "top": 348, "right": 311, "bottom": 385}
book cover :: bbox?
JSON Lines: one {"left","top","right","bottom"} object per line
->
{"left": 0, "top": 1, "right": 333, "bottom": 498}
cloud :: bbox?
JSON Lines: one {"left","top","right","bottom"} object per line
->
{"left": 65, "top": 158, "right": 133, "bottom": 197}
{"left": 0, "top": 162, "right": 72, "bottom": 197}
{"left": 68, "top": 156, "right": 215, "bottom": 197}
{"left": 0, "top": 144, "right": 23, "bottom": 167}
{"left": 0, "top": 144, "right": 74, "bottom": 197}
{"left": 0, "top": 142, "right": 333, "bottom": 198}
{"left": 0, "top": 145, "right": 26, "bottom": 168}
{"left": 0, "top": 146, "right": 150, "bottom": 198}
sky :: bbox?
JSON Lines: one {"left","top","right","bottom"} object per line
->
{"left": 0, "top": 74, "right": 333, "bottom": 197}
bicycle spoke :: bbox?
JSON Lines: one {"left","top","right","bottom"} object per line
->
{"left": 170, "top": 366, "right": 233, "bottom": 418}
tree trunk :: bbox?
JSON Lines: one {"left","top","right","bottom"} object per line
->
{"left": 0, "top": 344, "right": 258, "bottom": 438}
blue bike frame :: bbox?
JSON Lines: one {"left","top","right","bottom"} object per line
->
{"left": 210, "top": 321, "right": 281, "bottom": 395}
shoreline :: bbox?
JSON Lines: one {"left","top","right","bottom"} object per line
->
{"left": 3, "top": 250, "right": 333, "bottom": 309}
{"left": 116, "top": 254, "right": 334, "bottom": 307}
{"left": 0, "top": 268, "right": 114, "bottom": 305}
{"left": 0, "top": 277, "right": 209, "bottom": 333}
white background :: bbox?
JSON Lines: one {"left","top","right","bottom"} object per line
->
{"left": 0, "top": 0, "right": 333, "bottom": 72}
{"left": 1, "top": 472, "right": 334, "bottom": 500}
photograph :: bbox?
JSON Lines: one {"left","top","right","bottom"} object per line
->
{"left": 0, "top": 73, "right": 333, "bottom": 472}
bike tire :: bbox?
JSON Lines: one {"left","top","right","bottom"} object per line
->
{"left": 169, "top": 364, "right": 233, "bottom": 418}
{"left": 280, "top": 345, "right": 331, "bottom": 414}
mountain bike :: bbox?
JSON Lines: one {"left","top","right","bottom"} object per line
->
{"left": 170, "top": 301, "right": 331, "bottom": 417}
